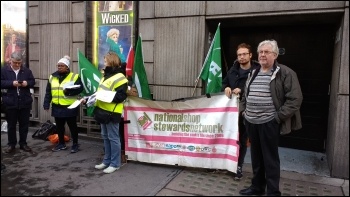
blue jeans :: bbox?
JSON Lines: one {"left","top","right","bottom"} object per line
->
{"left": 100, "top": 122, "right": 121, "bottom": 168}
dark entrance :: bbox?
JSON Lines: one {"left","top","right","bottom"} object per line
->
{"left": 214, "top": 17, "right": 338, "bottom": 152}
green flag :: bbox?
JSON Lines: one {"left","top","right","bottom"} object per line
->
{"left": 78, "top": 50, "right": 102, "bottom": 116}
{"left": 199, "top": 24, "right": 222, "bottom": 94}
{"left": 132, "top": 35, "right": 152, "bottom": 100}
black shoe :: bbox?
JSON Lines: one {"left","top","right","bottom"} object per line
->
{"left": 20, "top": 145, "right": 32, "bottom": 152}
{"left": 4, "top": 146, "right": 15, "bottom": 153}
{"left": 1, "top": 163, "right": 5, "bottom": 174}
{"left": 71, "top": 143, "right": 79, "bottom": 153}
{"left": 233, "top": 166, "right": 243, "bottom": 180}
{"left": 239, "top": 187, "right": 265, "bottom": 195}
{"left": 1, "top": 163, "right": 6, "bottom": 170}
{"left": 206, "top": 169, "right": 218, "bottom": 173}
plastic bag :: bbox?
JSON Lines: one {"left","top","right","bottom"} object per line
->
{"left": 48, "top": 134, "right": 70, "bottom": 144}
{"left": 1, "top": 121, "right": 8, "bottom": 132}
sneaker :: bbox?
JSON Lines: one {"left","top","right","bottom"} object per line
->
{"left": 233, "top": 166, "right": 243, "bottom": 180}
{"left": 71, "top": 143, "right": 79, "bottom": 153}
{"left": 52, "top": 143, "right": 67, "bottom": 152}
{"left": 103, "top": 166, "right": 120, "bottom": 174}
{"left": 95, "top": 163, "right": 108, "bottom": 170}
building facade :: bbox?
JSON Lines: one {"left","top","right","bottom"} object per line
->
{"left": 26, "top": 1, "right": 348, "bottom": 179}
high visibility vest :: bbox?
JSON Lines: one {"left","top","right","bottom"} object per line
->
{"left": 95, "top": 73, "right": 128, "bottom": 113}
{"left": 49, "top": 73, "right": 79, "bottom": 105}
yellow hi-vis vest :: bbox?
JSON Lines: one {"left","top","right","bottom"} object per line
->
{"left": 95, "top": 73, "right": 128, "bottom": 114}
{"left": 49, "top": 73, "right": 79, "bottom": 105}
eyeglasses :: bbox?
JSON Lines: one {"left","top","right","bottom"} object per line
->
{"left": 258, "top": 50, "right": 275, "bottom": 55}
{"left": 237, "top": 53, "right": 250, "bottom": 57}
{"left": 12, "top": 61, "right": 22, "bottom": 65}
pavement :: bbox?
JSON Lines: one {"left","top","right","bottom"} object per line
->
{"left": 1, "top": 127, "right": 349, "bottom": 196}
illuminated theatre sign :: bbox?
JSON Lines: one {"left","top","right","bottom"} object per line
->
{"left": 91, "top": 1, "right": 134, "bottom": 69}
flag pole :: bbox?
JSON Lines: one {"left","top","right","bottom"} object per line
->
{"left": 77, "top": 48, "right": 80, "bottom": 64}
{"left": 192, "top": 23, "right": 220, "bottom": 97}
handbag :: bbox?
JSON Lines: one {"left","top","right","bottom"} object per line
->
{"left": 93, "top": 106, "right": 117, "bottom": 124}
{"left": 32, "top": 120, "right": 57, "bottom": 141}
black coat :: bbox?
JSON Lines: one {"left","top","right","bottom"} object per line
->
{"left": 43, "top": 70, "right": 84, "bottom": 117}
{"left": 1, "top": 65, "right": 35, "bottom": 109}
{"left": 222, "top": 60, "right": 260, "bottom": 99}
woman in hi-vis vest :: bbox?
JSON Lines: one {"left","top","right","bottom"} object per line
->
{"left": 86, "top": 52, "right": 128, "bottom": 174}
{"left": 43, "top": 55, "right": 83, "bottom": 153}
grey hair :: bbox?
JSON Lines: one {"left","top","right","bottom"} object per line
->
{"left": 257, "top": 39, "right": 279, "bottom": 57}
{"left": 11, "top": 51, "right": 23, "bottom": 61}
{"left": 107, "top": 28, "right": 120, "bottom": 38}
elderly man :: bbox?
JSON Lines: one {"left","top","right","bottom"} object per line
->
{"left": 240, "top": 40, "right": 303, "bottom": 196}
{"left": 1, "top": 51, "right": 35, "bottom": 153}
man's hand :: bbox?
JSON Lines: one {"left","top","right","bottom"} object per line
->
{"left": 232, "top": 88, "right": 241, "bottom": 95}
{"left": 224, "top": 87, "right": 232, "bottom": 98}
{"left": 21, "top": 81, "right": 28, "bottom": 87}
{"left": 13, "top": 80, "right": 22, "bottom": 87}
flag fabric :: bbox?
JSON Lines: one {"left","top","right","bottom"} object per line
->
{"left": 199, "top": 24, "right": 222, "bottom": 94}
{"left": 78, "top": 50, "right": 102, "bottom": 116}
{"left": 126, "top": 46, "right": 134, "bottom": 77}
{"left": 132, "top": 35, "right": 152, "bottom": 100}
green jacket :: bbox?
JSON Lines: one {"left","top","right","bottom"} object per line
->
{"left": 106, "top": 37, "right": 126, "bottom": 62}
{"left": 241, "top": 61, "right": 303, "bottom": 135}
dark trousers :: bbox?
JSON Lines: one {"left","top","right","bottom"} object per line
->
{"left": 245, "top": 119, "right": 281, "bottom": 196}
{"left": 238, "top": 114, "right": 248, "bottom": 167}
{"left": 119, "top": 118, "right": 125, "bottom": 150}
{"left": 6, "top": 107, "right": 31, "bottom": 147}
{"left": 55, "top": 117, "right": 78, "bottom": 144}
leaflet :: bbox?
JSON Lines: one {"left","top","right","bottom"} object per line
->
{"left": 96, "top": 90, "right": 116, "bottom": 103}
{"left": 67, "top": 100, "right": 81, "bottom": 109}
{"left": 65, "top": 84, "right": 81, "bottom": 89}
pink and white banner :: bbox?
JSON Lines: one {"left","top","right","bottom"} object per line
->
{"left": 124, "top": 94, "right": 239, "bottom": 172}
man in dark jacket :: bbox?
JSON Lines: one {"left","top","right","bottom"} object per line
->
{"left": 1, "top": 51, "right": 35, "bottom": 153}
{"left": 239, "top": 40, "right": 303, "bottom": 196}
{"left": 222, "top": 43, "right": 259, "bottom": 180}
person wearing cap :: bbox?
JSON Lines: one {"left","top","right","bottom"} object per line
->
{"left": 1, "top": 51, "right": 35, "bottom": 153}
{"left": 43, "top": 55, "right": 83, "bottom": 153}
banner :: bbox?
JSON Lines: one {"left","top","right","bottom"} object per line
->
{"left": 124, "top": 94, "right": 240, "bottom": 172}
{"left": 199, "top": 24, "right": 222, "bottom": 94}
{"left": 132, "top": 35, "right": 152, "bottom": 100}
{"left": 78, "top": 50, "right": 102, "bottom": 116}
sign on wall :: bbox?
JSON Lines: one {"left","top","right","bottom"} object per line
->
{"left": 1, "top": 1, "right": 27, "bottom": 67}
{"left": 91, "top": 1, "right": 134, "bottom": 70}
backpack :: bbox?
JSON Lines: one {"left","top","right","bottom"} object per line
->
{"left": 32, "top": 120, "right": 57, "bottom": 141}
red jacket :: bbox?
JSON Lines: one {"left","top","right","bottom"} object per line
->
{"left": 5, "top": 44, "right": 22, "bottom": 63}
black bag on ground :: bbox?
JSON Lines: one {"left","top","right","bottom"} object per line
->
{"left": 93, "top": 107, "right": 112, "bottom": 124}
{"left": 32, "top": 120, "right": 57, "bottom": 141}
